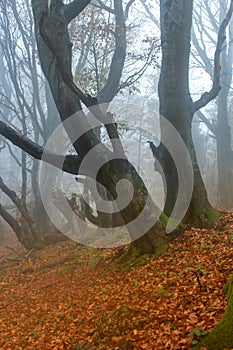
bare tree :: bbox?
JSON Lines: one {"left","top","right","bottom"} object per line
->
{"left": 0, "top": 0, "right": 168, "bottom": 256}
{"left": 192, "top": 0, "right": 233, "bottom": 209}
{"left": 146, "top": 0, "right": 233, "bottom": 227}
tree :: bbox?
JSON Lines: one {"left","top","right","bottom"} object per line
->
{"left": 0, "top": 176, "right": 44, "bottom": 249}
{"left": 34, "top": 0, "right": 169, "bottom": 256}
{"left": 193, "top": 274, "right": 233, "bottom": 350}
{"left": 0, "top": 0, "right": 151, "bottom": 249}
{"left": 192, "top": 0, "right": 233, "bottom": 209}
{"left": 0, "top": 0, "right": 61, "bottom": 243}
{"left": 150, "top": 0, "right": 233, "bottom": 227}
{"left": 0, "top": 0, "right": 168, "bottom": 257}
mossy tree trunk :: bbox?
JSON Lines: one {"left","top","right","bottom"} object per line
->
{"left": 31, "top": 0, "right": 168, "bottom": 256}
{"left": 157, "top": 0, "right": 222, "bottom": 229}
{"left": 192, "top": 0, "right": 233, "bottom": 210}
{"left": 193, "top": 275, "right": 233, "bottom": 350}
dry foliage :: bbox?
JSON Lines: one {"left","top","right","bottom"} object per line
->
{"left": 0, "top": 212, "right": 233, "bottom": 349}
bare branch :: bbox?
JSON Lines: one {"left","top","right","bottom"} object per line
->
{"left": 97, "top": 0, "right": 126, "bottom": 103}
{"left": 92, "top": 0, "right": 115, "bottom": 14}
{"left": 197, "top": 110, "right": 216, "bottom": 135}
{"left": 191, "top": 26, "right": 213, "bottom": 77}
{"left": 139, "top": 0, "right": 159, "bottom": 28}
{"left": 39, "top": 12, "right": 126, "bottom": 157}
{"left": 124, "top": 0, "right": 136, "bottom": 20}
{"left": 64, "top": 0, "right": 92, "bottom": 23}
{"left": 119, "top": 39, "right": 158, "bottom": 90}
{"left": 204, "top": 0, "right": 219, "bottom": 33}
{"left": 0, "top": 120, "right": 83, "bottom": 175}
{"left": 0, "top": 176, "right": 30, "bottom": 223}
{"left": 193, "top": 0, "right": 233, "bottom": 113}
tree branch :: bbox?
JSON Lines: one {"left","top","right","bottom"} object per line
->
{"left": 197, "top": 110, "right": 216, "bottom": 135}
{"left": 39, "top": 12, "right": 126, "bottom": 158}
{"left": 97, "top": 0, "right": 126, "bottom": 103}
{"left": 191, "top": 26, "right": 213, "bottom": 77}
{"left": 0, "top": 120, "right": 83, "bottom": 175}
{"left": 0, "top": 202, "right": 21, "bottom": 237}
{"left": 119, "top": 39, "right": 158, "bottom": 91}
{"left": 0, "top": 176, "right": 39, "bottom": 237}
{"left": 139, "top": 0, "right": 159, "bottom": 28}
{"left": 124, "top": 0, "right": 136, "bottom": 20}
{"left": 64, "top": 0, "right": 92, "bottom": 23}
{"left": 92, "top": 0, "right": 115, "bottom": 14}
{"left": 193, "top": 0, "right": 233, "bottom": 113}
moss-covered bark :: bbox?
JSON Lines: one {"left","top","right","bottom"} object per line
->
{"left": 31, "top": 1, "right": 169, "bottom": 258}
{"left": 158, "top": 0, "right": 220, "bottom": 229}
{"left": 193, "top": 275, "right": 233, "bottom": 350}
{"left": 184, "top": 204, "right": 221, "bottom": 229}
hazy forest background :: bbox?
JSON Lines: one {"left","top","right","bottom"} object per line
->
{"left": 0, "top": 0, "right": 233, "bottom": 349}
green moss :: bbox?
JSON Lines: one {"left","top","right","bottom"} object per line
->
{"left": 186, "top": 208, "right": 221, "bottom": 229}
{"left": 116, "top": 251, "right": 153, "bottom": 271}
{"left": 117, "top": 246, "right": 169, "bottom": 272}
{"left": 57, "top": 247, "right": 108, "bottom": 274}
{"left": 159, "top": 212, "right": 169, "bottom": 228}
{"left": 159, "top": 212, "right": 184, "bottom": 241}
{"left": 193, "top": 275, "right": 233, "bottom": 350}
{"left": 203, "top": 208, "right": 222, "bottom": 228}
{"left": 155, "top": 245, "right": 169, "bottom": 256}
{"left": 223, "top": 275, "right": 233, "bottom": 295}
{"left": 131, "top": 254, "right": 153, "bottom": 267}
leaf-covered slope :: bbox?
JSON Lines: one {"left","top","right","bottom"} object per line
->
{"left": 0, "top": 212, "right": 233, "bottom": 349}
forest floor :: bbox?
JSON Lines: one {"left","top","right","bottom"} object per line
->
{"left": 0, "top": 212, "right": 233, "bottom": 350}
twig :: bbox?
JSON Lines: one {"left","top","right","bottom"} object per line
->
{"left": 192, "top": 270, "right": 203, "bottom": 292}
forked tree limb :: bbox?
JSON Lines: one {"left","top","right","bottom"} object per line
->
{"left": 64, "top": 0, "right": 92, "bottom": 23}
{"left": 39, "top": 12, "right": 126, "bottom": 158}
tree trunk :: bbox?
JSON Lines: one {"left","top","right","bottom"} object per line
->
{"left": 31, "top": 159, "right": 51, "bottom": 234}
{"left": 216, "top": 33, "right": 233, "bottom": 209}
{"left": 97, "top": 159, "right": 168, "bottom": 256}
{"left": 0, "top": 203, "right": 43, "bottom": 250}
{"left": 158, "top": 0, "right": 219, "bottom": 228}
{"left": 31, "top": 0, "right": 168, "bottom": 256}
{"left": 194, "top": 275, "right": 233, "bottom": 350}
{"left": 0, "top": 176, "right": 45, "bottom": 249}
{"left": 216, "top": 102, "right": 233, "bottom": 209}
{"left": 191, "top": 0, "right": 233, "bottom": 210}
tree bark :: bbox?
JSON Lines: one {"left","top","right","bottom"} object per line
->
{"left": 192, "top": 0, "right": 233, "bottom": 210}
{"left": 31, "top": 0, "right": 168, "bottom": 256}
{"left": 216, "top": 88, "right": 233, "bottom": 209}
{"left": 194, "top": 275, "right": 233, "bottom": 350}
{"left": 216, "top": 3, "right": 233, "bottom": 209}
{"left": 0, "top": 176, "right": 45, "bottom": 249}
{"left": 158, "top": 0, "right": 220, "bottom": 228}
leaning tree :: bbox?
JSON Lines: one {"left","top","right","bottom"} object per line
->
{"left": 0, "top": 0, "right": 232, "bottom": 256}
{"left": 0, "top": 0, "right": 169, "bottom": 257}
{"left": 0, "top": 0, "right": 156, "bottom": 251}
